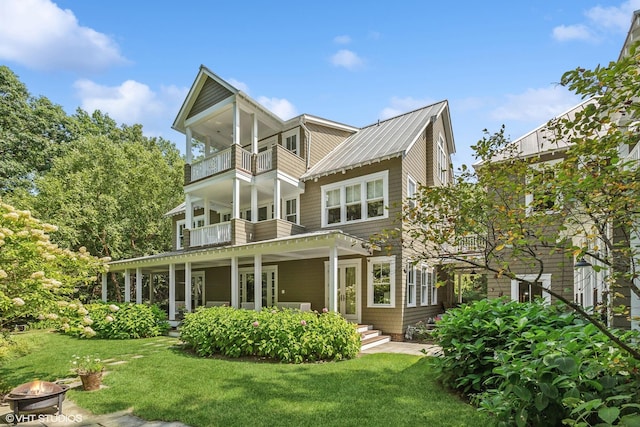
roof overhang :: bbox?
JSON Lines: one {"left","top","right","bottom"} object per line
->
{"left": 108, "top": 230, "right": 371, "bottom": 272}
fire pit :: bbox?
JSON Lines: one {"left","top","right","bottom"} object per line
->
{"left": 4, "top": 380, "right": 68, "bottom": 418}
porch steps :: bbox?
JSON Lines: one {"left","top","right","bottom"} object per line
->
{"left": 357, "top": 324, "right": 391, "bottom": 351}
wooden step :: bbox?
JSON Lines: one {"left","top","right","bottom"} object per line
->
{"left": 360, "top": 329, "right": 383, "bottom": 341}
{"left": 355, "top": 324, "right": 372, "bottom": 333}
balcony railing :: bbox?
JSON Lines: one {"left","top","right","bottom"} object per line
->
{"left": 456, "top": 235, "right": 485, "bottom": 254}
{"left": 241, "top": 149, "right": 252, "bottom": 172}
{"left": 256, "top": 150, "right": 272, "bottom": 173}
{"left": 189, "top": 222, "right": 232, "bottom": 247}
{"left": 191, "top": 148, "right": 232, "bottom": 181}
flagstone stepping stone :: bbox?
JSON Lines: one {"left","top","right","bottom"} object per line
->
{"left": 107, "top": 360, "right": 128, "bottom": 365}
{"left": 131, "top": 355, "right": 144, "bottom": 359}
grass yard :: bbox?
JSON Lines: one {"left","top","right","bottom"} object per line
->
{"left": 1, "top": 331, "right": 489, "bottom": 426}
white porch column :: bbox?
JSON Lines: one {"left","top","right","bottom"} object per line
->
{"left": 328, "top": 246, "right": 338, "bottom": 312}
{"left": 124, "top": 269, "right": 131, "bottom": 303}
{"left": 232, "top": 178, "right": 240, "bottom": 219}
{"left": 231, "top": 257, "right": 239, "bottom": 308}
{"left": 101, "top": 273, "right": 107, "bottom": 302}
{"left": 185, "top": 262, "right": 192, "bottom": 313}
{"left": 251, "top": 185, "right": 258, "bottom": 223}
{"left": 135, "top": 267, "right": 143, "bottom": 304}
{"left": 169, "top": 264, "right": 176, "bottom": 321}
{"left": 273, "top": 178, "right": 281, "bottom": 220}
{"left": 251, "top": 113, "right": 258, "bottom": 154}
{"left": 149, "top": 273, "right": 154, "bottom": 304}
{"left": 186, "top": 127, "right": 193, "bottom": 164}
{"left": 185, "top": 193, "right": 193, "bottom": 230}
{"left": 205, "top": 136, "right": 211, "bottom": 157}
{"left": 254, "top": 254, "right": 262, "bottom": 311}
{"left": 203, "top": 197, "right": 210, "bottom": 226}
{"left": 232, "top": 102, "right": 240, "bottom": 145}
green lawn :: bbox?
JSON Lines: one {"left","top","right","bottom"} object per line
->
{"left": 1, "top": 331, "right": 489, "bottom": 426}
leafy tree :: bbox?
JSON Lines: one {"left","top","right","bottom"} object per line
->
{"left": 0, "top": 66, "right": 73, "bottom": 195}
{"left": 0, "top": 200, "right": 106, "bottom": 329}
{"left": 24, "top": 112, "right": 184, "bottom": 300}
{"left": 386, "top": 44, "right": 640, "bottom": 359}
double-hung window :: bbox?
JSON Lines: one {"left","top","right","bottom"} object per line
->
{"left": 368, "top": 256, "right": 395, "bottom": 307}
{"left": 407, "top": 176, "right": 417, "bottom": 209}
{"left": 421, "top": 265, "right": 434, "bottom": 306}
{"left": 285, "top": 198, "right": 298, "bottom": 224}
{"left": 321, "top": 171, "right": 388, "bottom": 226}
{"left": 176, "top": 219, "right": 186, "bottom": 250}
{"left": 282, "top": 128, "right": 299, "bottom": 156}
{"left": 406, "top": 262, "right": 416, "bottom": 307}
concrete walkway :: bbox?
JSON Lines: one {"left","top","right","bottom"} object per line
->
{"left": 1, "top": 342, "right": 441, "bottom": 426}
{"left": 360, "top": 341, "right": 443, "bottom": 357}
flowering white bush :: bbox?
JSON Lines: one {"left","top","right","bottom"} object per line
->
{"left": 0, "top": 199, "right": 107, "bottom": 329}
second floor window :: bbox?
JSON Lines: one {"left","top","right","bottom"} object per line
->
{"left": 285, "top": 198, "right": 297, "bottom": 223}
{"left": 282, "top": 128, "right": 300, "bottom": 156}
{"left": 321, "top": 171, "right": 388, "bottom": 227}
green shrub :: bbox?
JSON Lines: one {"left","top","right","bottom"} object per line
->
{"left": 434, "top": 298, "right": 640, "bottom": 426}
{"left": 477, "top": 322, "right": 640, "bottom": 427}
{"left": 180, "top": 307, "right": 361, "bottom": 363}
{"left": 0, "top": 331, "right": 30, "bottom": 365}
{"left": 59, "top": 302, "right": 169, "bottom": 339}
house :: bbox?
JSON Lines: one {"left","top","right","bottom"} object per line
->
{"left": 103, "top": 66, "right": 456, "bottom": 341}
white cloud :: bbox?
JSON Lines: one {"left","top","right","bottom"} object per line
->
{"left": 552, "top": 24, "right": 594, "bottom": 42}
{"left": 0, "top": 0, "right": 126, "bottom": 71}
{"left": 379, "top": 96, "right": 436, "bottom": 120}
{"left": 257, "top": 96, "right": 298, "bottom": 120}
{"left": 330, "top": 49, "right": 364, "bottom": 70}
{"left": 552, "top": 0, "right": 640, "bottom": 42}
{"left": 227, "top": 78, "right": 250, "bottom": 93}
{"left": 333, "top": 35, "right": 352, "bottom": 44}
{"left": 489, "top": 86, "right": 580, "bottom": 123}
{"left": 74, "top": 79, "right": 188, "bottom": 137}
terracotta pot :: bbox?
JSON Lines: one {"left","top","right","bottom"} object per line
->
{"left": 79, "top": 372, "right": 102, "bottom": 391}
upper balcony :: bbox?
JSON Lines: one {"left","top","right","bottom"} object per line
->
{"left": 625, "top": 142, "right": 639, "bottom": 170}
{"left": 185, "top": 143, "right": 306, "bottom": 185}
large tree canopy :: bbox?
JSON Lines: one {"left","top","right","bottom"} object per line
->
{"left": 29, "top": 113, "right": 185, "bottom": 261}
{"left": 0, "top": 66, "right": 74, "bottom": 195}
{"left": 388, "top": 44, "right": 640, "bottom": 359}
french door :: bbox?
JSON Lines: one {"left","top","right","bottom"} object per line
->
{"left": 325, "top": 260, "right": 361, "bottom": 322}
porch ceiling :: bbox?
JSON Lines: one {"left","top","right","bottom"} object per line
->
{"left": 108, "top": 230, "right": 371, "bottom": 274}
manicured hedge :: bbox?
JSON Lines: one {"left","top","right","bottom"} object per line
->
{"left": 58, "top": 302, "right": 169, "bottom": 339}
{"left": 180, "top": 306, "right": 361, "bottom": 363}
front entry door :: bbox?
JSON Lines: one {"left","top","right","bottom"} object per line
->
{"left": 325, "top": 260, "right": 361, "bottom": 322}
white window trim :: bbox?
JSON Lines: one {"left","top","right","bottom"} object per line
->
{"left": 510, "top": 274, "right": 551, "bottom": 304}
{"left": 367, "top": 256, "right": 396, "bottom": 308}
{"left": 321, "top": 170, "right": 389, "bottom": 227}
{"left": 421, "top": 264, "right": 434, "bottom": 306}
{"left": 176, "top": 219, "right": 186, "bottom": 250}
{"left": 406, "top": 262, "right": 416, "bottom": 307}
{"left": 407, "top": 175, "right": 417, "bottom": 209}
{"left": 437, "top": 134, "right": 448, "bottom": 184}
{"left": 284, "top": 196, "right": 299, "bottom": 225}
{"left": 282, "top": 128, "right": 300, "bottom": 156}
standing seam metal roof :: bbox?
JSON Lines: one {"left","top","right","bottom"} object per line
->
{"left": 301, "top": 101, "right": 447, "bottom": 180}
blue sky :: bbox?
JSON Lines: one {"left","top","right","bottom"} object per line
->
{"left": 1, "top": 0, "right": 638, "bottom": 168}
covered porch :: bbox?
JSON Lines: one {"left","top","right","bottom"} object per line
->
{"left": 104, "top": 231, "right": 371, "bottom": 323}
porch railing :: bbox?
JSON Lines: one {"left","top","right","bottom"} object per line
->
{"left": 189, "top": 222, "right": 232, "bottom": 247}
{"left": 256, "top": 150, "right": 272, "bottom": 173}
{"left": 191, "top": 148, "right": 232, "bottom": 181}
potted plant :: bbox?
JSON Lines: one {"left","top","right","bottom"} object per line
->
{"left": 71, "top": 355, "right": 104, "bottom": 391}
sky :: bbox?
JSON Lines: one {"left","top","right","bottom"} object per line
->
{"left": 1, "top": 0, "right": 638, "bottom": 169}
